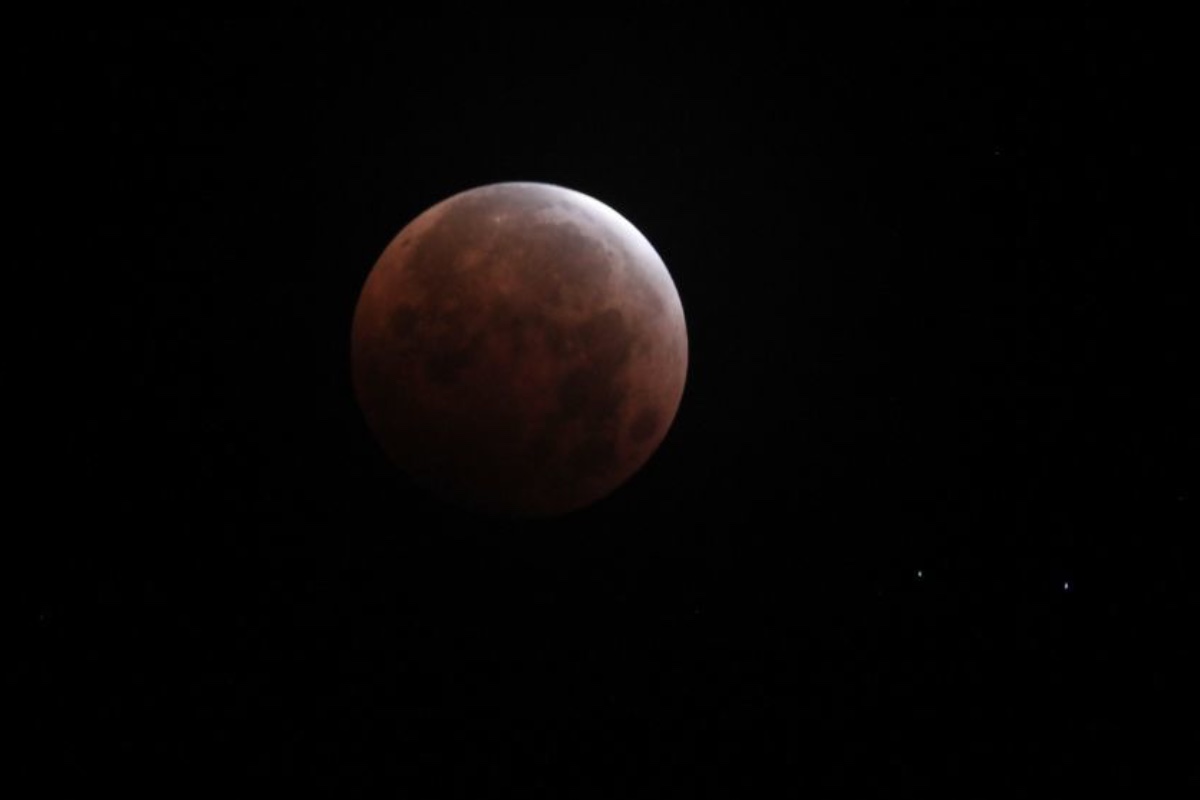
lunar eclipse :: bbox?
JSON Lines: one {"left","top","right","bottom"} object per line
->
{"left": 351, "top": 182, "right": 688, "bottom": 516}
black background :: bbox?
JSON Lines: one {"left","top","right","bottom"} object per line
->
{"left": 27, "top": 16, "right": 1194, "bottom": 794}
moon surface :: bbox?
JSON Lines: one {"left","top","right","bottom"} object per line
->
{"left": 351, "top": 182, "right": 688, "bottom": 517}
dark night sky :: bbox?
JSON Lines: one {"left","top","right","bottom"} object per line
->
{"left": 26, "top": 16, "right": 1195, "bottom": 794}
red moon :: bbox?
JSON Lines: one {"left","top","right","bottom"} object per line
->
{"left": 351, "top": 182, "right": 688, "bottom": 517}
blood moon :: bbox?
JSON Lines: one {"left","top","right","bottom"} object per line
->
{"left": 351, "top": 182, "right": 688, "bottom": 517}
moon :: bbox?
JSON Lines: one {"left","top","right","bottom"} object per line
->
{"left": 351, "top": 182, "right": 688, "bottom": 517}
